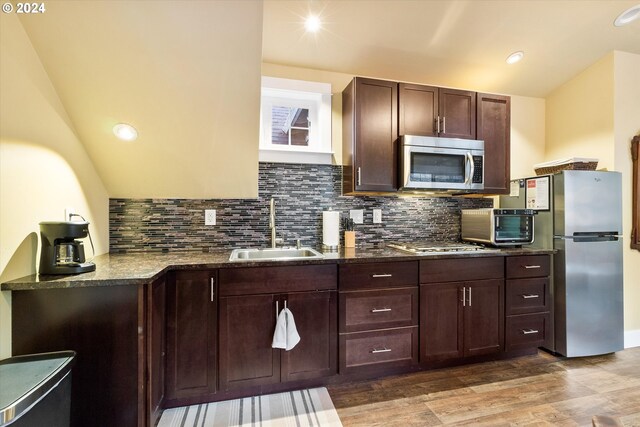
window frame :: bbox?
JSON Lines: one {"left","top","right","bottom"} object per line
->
{"left": 259, "top": 77, "right": 333, "bottom": 164}
{"left": 632, "top": 134, "right": 640, "bottom": 250}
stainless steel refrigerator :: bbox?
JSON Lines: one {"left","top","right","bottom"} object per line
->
{"left": 501, "top": 170, "right": 624, "bottom": 357}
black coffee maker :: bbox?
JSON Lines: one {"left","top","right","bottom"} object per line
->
{"left": 39, "top": 221, "right": 96, "bottom": 275}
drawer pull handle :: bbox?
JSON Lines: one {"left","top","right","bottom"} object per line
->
{"left": 521, "top": 294, "right": 540, "bottom": 299}
{"left": 524, "top": 265, "right": 541, "bottom": 269}
{"left": 371, "top": 348, "right": 392, "bottom": 354}
{"left": 371, "top": 308, "right": 392, "bottom": 313}
{"left": 521, "top": 329, "right": 539, "bottom": 335}
{"left": 371, "top": 274, "right": 392, "bottom": 278}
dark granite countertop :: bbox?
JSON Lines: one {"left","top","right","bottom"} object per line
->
{"left": 1, "top": 246, "right": 554, "bottom": 291}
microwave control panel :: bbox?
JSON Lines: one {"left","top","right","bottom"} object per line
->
{"left": 472, "top": 156, "right": 483, "bottom": 184}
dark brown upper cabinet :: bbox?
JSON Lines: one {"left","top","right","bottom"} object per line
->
{"left": 343, "top": 77, "right": 398, "bottom": 193}
{"left": 399, "top": 84, "right": 476, "bottom": 140}
{"left": 632, "top": 134, "right": 640, "bottom": 250}
{"left": 344, "top": 77, "right": 509, "bottom": 195}
{"left": 477, "top": 93, "right": 511, "bottom": 194}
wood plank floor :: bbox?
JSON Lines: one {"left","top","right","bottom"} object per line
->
{"left": 327, "top": 347, "right": 640, "bottom": 426}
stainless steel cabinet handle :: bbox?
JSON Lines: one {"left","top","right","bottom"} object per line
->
{"left": 371, "top": 274, "right": 392, "bottom": 278}
{"left": 462, "top": 286, "right": 466, "bottom": 307}
{"left": 468, "top": 287, "right": 472, "bottom": 306}
{"left": 371, "top": 348, "right": 392, "bottom": 354}
{"left": 210, "top": 278, "right": 215, "bottom": 302}
{"left": 521, "top": 329, "right": 539, "bottom": 335}
{"left": 371, "top": 308, "right": 392, "bottom": 313}
{"left": 442, "top": 116, "right": 446, "bottom": 134}
{"left": 522, "top": 294, "right": 540, "bottom": 299}
{"left": 357, "top": 167, "right": 362, "bottom": 186}
{"left": 275, "top": 300, "right": 279, "bottom": 322}
{"left": 524, "top": 265, "right": 541, "bottom": 269}
{"left": 436, "top": 115, "right": 440, "bottom": 134}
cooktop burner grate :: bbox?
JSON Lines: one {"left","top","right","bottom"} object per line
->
{"left": 387, "top": 241, "right": 492, "bottom": 254}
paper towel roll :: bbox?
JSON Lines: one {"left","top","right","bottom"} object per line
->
{"left": 322, "top": 211, "right": 340, "bottom": 248}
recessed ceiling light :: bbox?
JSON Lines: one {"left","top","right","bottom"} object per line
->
{"left": 506, "top": 51, "right": 524, "bottom": 65}
{"left": 113, "top": 123, "right": 138, "bottom": 141}
{"left": 305, "top": 15, "right": 321, "bottom": 32}
{"left": 614, "top": 4, "right": 640, "bottom": 27}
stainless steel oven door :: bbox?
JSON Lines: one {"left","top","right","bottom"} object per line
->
{"left": 401, "top": 144, "right": 484, "bottom": 191}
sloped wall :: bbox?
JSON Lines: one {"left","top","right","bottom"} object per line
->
{"left": 0, "top": 15, "right": 110, "bottom": 357}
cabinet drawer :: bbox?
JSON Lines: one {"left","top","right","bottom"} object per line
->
{"left": 340, "top": 327, "right": 418, "bottom": 371}
{"left": 505, "top": 312, "right": 550, "bottom": 352}
{"left": 506, "top": 255, "right": 550, "bottom": 279}
{"left": 420, "top": 257, "right": 503, "bottom": 283}
{"left": 219, "top": 264, "right": 337, "bottom": 296}
{"left": 506, "top": 277, "right": 549, "bottom": 315}
{"left": 340, "top": 288, "right": 418, "bottom": 333}
{"left": 339, "top": 262, "right": 418, "bottom": 290}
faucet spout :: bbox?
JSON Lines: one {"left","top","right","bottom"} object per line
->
{"left": 269, "top": 198, "right": 277, "bottom": 248}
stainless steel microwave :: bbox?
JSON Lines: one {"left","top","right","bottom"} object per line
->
{"left": 399, "top": 135, "right": 484, "bottom": 192}
{"left": 461, "top": 208, "right": 536, "bottom": 246}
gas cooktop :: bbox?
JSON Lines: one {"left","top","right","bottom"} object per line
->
{"left": 387, "top": 241, "right": 495, "bottom": 254}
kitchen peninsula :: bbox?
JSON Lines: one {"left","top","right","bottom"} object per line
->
{"left": 2, "top": 246, "right": 552, "bottom": 427}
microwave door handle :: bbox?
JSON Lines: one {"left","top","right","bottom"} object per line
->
{"left": 465, "top": 152, "right": 474, "bottom": 185}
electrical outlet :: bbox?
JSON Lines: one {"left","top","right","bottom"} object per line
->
{"left": 205, "top": 209, "right": 216, "bottom": 226}
{"left": 65, "top": 207, "right": 75, "bottom": 221}
{"left": 373, "top": 209, "right": 382, "bottom": 224}
{"left": 349, "top": 209, "right": 364, "bottom": 224}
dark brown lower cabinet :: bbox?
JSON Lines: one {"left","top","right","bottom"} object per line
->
{"left": 219, "top": 290, "right": 337, "bottom": 391}
{"left": 165, "top": 270, "right": 217, "bottom": 406}
{"left": 147, "top": 277, "right": 166, "bottom": 427}
{"left": 11, "top": 284, "right": 146, "bottom": 427}
{"left": 420, "top": 279, "right": 504, "bottom": 363}
{"left": 281, "top": 291, "right": 337, "bottom": 382}
{"left": 218, "top": 293, "right": 280, "bottom": 390}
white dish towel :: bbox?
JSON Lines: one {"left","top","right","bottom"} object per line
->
{"left": 272, "top": 307, "right": 301, "bottom": 351}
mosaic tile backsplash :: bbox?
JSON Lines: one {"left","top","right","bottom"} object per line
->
{"left": 109, "top": 163, "right": 493, "bottom": 252}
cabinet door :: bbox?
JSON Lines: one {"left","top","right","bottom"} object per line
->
{"left": 464, "top": 279, "right": 504, "bottom": 357}
{"left": 399, "top": 83, "right": 438, "bottom": 137}
{"left": 419, "top": 283, "right": 464, "bottom": 362}
{"left": 281, "top": 291, "right": 337, "bottom": 382}
{"left": 165, "top": 270, "right": 217, "bottom": 403}
{"left": 477, "top": 93, "right": 510, "bottom": 193}
{"left": 354, "top": 77, "right": 398, "bottom": 192}
{"left": 439, "top": 88, "right": 476, "bottom": 140}
{"left": 147, "top": 277, "right": 166, "bottom": 426}
{"left": 219, "top": 294, "right": 280, "bottom": 390}
{"left": 12, "top": 285, "right": 142, "bottom": 427}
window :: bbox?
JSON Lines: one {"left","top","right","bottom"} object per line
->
{"left": 260, "top": 77, "right": 332, "bottom": 164}
{"left": 632, "top": 134, "right": 640, "bottom": 250}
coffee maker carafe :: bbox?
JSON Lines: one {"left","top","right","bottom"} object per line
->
{"left": 39, "top": 221, "right": 96, "bottom": 275}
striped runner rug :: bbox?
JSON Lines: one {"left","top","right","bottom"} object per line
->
{"left": 157, "top": 387, "right": 343, "bottom": 427}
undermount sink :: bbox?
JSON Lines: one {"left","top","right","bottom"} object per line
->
{"left": 229, "top": 247, "right": 324, "bottom": 262}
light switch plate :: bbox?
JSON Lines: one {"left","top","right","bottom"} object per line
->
{"left": 373, "top": 209, "right": 382, "bottom": 224}
{"left": 205, "top": 209, "right": 216, "bottom": 226}
{"left": 349, "top": 209, "right": 364, "bottom": 224}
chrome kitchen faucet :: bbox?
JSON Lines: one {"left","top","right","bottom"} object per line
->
{"left": 269, "top": 197, "right": 283, "bottom": 248}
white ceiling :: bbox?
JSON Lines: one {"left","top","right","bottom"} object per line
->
{"left": 262, "top": 0, "right": 640, "bottom": 97}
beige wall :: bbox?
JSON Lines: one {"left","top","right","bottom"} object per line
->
{"left": 545, "top": 53, "right": 615, "bottom": 170}
{"left": 262, "top": 63, "right": 546, "bottom": 173}
{"left": 613, "top": 51, "right": 640, "bottom": 335}
{"left": 545, "top": 51, "right": 640, "bottom": 341}
{"left": 510, "top": 96, "right": 546, "bottom": 179}
{"left": 0, "top": 14, "right": 110, "bottom": 358}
